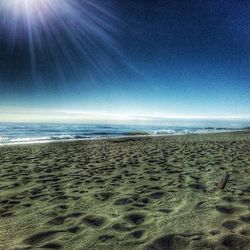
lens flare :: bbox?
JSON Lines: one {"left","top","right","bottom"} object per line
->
{"left": 0, "top": 0, "right": 123, "bottom": 84}
{"left": 1, "top": 0, "right": 55, "bottom": 23}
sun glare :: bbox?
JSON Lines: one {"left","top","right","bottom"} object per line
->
{"left": 0, "top": 0, "right": 119, "bottom": 82}
{"left": 1, "top": 0, "right": 58, "bottom": 24}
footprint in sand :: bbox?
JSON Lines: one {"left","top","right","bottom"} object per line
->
{"left": 240, "top": 228, "right": 250, "bottom": 237}
{"left": 94, "top": 191, "right": 114, "bottom": 201}
{"left": 215, "top": 204, "right": 238, "bottom": 214}
{"left": 82, "top": 215, "right": 106, "bottom": 228}
{"left": 47, "top": 212, "right": 83, "bottom": 225}
{"left": 48, "top": 216, "right": 67, "bottom": 225}
{"left": 67, "top": 226, "right": 82, "bottom": 234}
{"left": 131, "top": 230, "right": 144, "bottom": 239}
{"left": 111, "top": 222, "right": 134, "bottom": 232}
{"left": 114, "top": 197, "right": 133, "bottom": 205}
{"left": 98, "top": 234, "right": 115, "bottom": 242}
{"left": 240, "top": 213, "right": 250, "bottom": 223}
{"left": 222, "top": 220, "right": 242, "bottom": 230}
{"left": 218, "top": 234, "right": 250, "bottom": 250}
{"left": 22, "top": 230, "right": 63, "bottom": 246}
{"left": 149, "top": 191, "right": 165, "bottom": 199}
{"left": 146, "top": 232, "right": 204, "bottom": 250}
{"left": 40, "top": 242, "right": 63, "bottom": 249}
{"left": 124, "top": 212, "right": 146, "bottom": 225}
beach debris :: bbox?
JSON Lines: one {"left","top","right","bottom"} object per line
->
{"left": 218, "top": 172, "right": 230, "bottom": 189}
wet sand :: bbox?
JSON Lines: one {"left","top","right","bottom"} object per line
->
{"left": 0, "top": 132, "right": 250, "bottom": 250}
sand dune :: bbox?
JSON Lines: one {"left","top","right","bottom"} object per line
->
{"left": 0, "top": 132, "right": 249, "bottom": 249}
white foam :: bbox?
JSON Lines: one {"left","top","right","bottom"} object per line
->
{"left": 153, "top": 129, "right": 176, "bottom": 135}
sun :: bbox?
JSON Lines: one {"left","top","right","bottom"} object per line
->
{"left": 0, "top": 0, "right": 120, "bottom": 83}
{"left": 0, "top": 0, "right": 57, "bottom": 24}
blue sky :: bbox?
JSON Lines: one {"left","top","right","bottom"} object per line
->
{"left": 0, "top": 0, "right": 249, "bottom": 124}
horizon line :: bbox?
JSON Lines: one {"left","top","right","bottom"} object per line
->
{"left": 0, "top": 107, "right": 250, "bottom": 124}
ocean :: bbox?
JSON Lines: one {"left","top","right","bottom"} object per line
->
{"left": 0, "top": 123, "right": 240, "bottom": 145}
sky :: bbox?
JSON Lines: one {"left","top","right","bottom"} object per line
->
{"left": 0, "top": 0, "right": 249, "bottom": 125}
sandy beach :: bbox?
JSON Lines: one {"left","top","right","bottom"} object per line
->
{"left": 0, "top": 132, "right": 249, "bottom": 250}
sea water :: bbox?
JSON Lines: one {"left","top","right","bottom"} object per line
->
{"left": 0, "top": 123, "right": 239, "bottom": 145}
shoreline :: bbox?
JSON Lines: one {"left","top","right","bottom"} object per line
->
{"left": 0, "top": 129, "right": 248, "bottom": 147}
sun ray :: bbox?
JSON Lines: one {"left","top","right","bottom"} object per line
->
{"left": 0, "top": 0, "right": 121, "bottom": 83}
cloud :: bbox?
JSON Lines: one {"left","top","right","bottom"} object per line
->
{"left": 1, "top": 107, "right": 250, "bottom": 127}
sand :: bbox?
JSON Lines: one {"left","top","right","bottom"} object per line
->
{"left": 0, "top": 132, "right": 249, "bottom": 250}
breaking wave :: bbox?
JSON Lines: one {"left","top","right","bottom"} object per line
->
{"left": 0, "top": 123, "right": 243, "bottom": 146}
